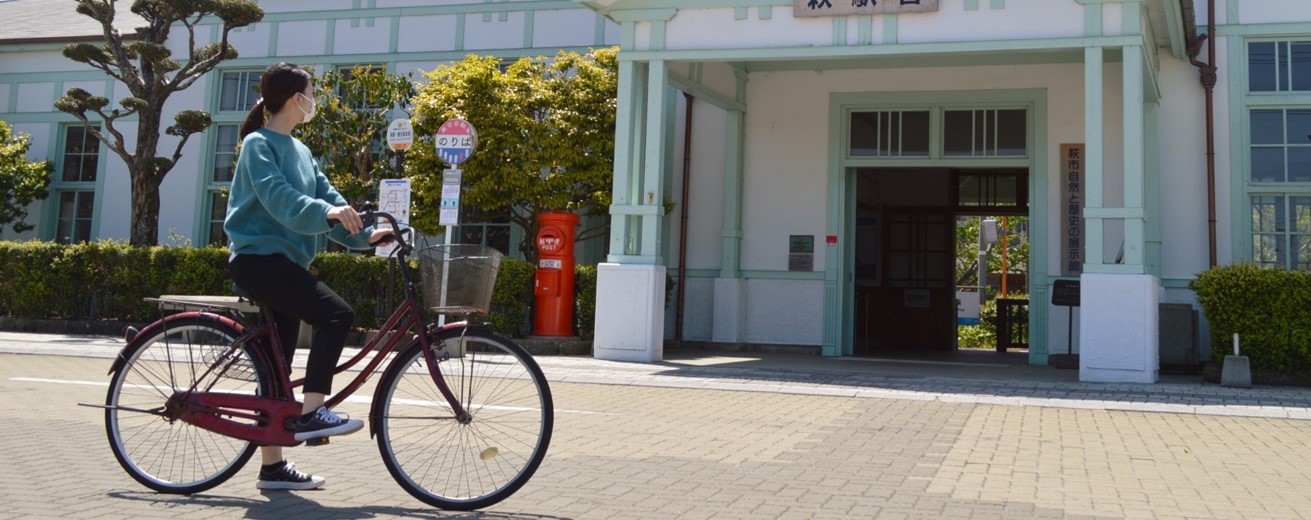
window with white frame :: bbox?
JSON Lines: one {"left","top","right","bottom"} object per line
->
{"left": 204, "top": 69, "right": 260, "bottom": 245}
{"left": 453, "top": 205, "right": 512, "bottom": 255}
{"left": 205, "top": 124, "right": 239, "bottom": 246}
{"left": 219, "top": 70, "right": 261, "bottom": 112}
{"left": 1249, "top": 41, "right": 1311, "bottom": 92}
{"left": 51, "top": 125, "right": 100, "bottom": 244}
{"left": 335, "top": 64, "right": 387, "bottom": 110}
{"left": 1247, "top": 39, "right": 1311, "bottom": 269}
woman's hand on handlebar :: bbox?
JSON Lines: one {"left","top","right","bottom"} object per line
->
{"left": 327, "top": 206, "right": 364, "bottom": 234}
{"left": 368, "top": 228, "right": 397, "bottom": 247}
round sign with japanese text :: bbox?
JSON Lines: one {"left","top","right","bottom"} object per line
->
{"left": 435, "top": 118, "right": 477, "bottom": 165}
{"left": 386, "top": 118, "right": 414, "bottom": 152}
{"left": 538, "top": 232, "right": 562, "bottom": 253}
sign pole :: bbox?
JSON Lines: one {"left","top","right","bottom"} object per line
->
{"left": 384, "top": 118, "right": 415, "bottom": 311}
{"left": 435, "top": 118, "right": 477, "bottom": 327}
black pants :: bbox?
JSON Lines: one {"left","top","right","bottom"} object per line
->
{"left": 228, "top": 253, "right": 354, "bottom": 395}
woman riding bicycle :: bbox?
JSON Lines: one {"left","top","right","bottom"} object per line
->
{"left": 225, "top": 61, "right": 394, "bottom": 490}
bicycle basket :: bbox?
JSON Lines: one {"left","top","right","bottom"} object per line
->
{"left": 418, "top": 244, "right": 504, "bottom": 315}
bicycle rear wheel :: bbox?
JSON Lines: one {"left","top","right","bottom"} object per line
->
{"left": 375, "top": 327, "right": 553, "bottom": 510}
{"left": 105, "top": 316, "right": 269, "bottom": 494}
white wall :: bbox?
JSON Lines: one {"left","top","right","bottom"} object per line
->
{"left": 732, "top": 63, "right": 1136, "bottom": 274}
{"left": 660, "top": 0, "right": 1088, "bottom": 52}
{"left": 1155, "top": 56, "right": 1211, "bottom": 281}
{"left": 668, "top": 96, "right": 729, "bottom": 271}
{"left": 665, "top": 58, "right": 1229, "bottom": 347}
{"left": 1233, "top": 0, "right": 1311, "bottom": 24}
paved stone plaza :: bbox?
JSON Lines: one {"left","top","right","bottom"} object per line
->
{"left": 1, "top": 332, "right": 1310, "bottom": 519}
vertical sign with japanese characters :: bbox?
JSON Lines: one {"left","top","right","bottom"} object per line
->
{"left": 1061, "top": 144, "right": 1085, "bottom": 276}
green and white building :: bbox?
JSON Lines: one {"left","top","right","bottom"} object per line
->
{"left": 2, "top": 0, "right": 1308, "bottom": 383}
{"left": 578, "top": 0, "right": 1311, "bottom": 384}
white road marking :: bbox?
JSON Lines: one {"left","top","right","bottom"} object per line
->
{"left": 11, "top": 377, "right": 613, "bottom": 415}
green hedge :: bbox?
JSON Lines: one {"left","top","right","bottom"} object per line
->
{"left": 956, "top": 294, "right": 1029, "bottom": 349}
{"left": 574, "top": 264, "right": 598, "bottom": 339}
{"left": 0, "top": 240, "right": 605, "bottom": 338}
{"left": 1190, "top": 263, "right": 1311, "bottom": 373}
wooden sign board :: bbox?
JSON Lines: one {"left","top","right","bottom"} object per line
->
{"left": 795, "top": 0, "right": 938, "bottom": 18}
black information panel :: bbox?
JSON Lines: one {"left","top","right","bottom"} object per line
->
{"left": 1051, "top": 279, "right": 1080, "bottom": 307}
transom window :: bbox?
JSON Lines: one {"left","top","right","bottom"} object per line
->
{"left": 219, "top": 70, "right": 261, "bottom": 112}
{"left": 954, "top": 169, "right": 1027, "bottom": 212}
{"left": 1249, "top": 41, "right": 1311, "bottom": 92}
{"left": 943, "top": 109, "right": 1026, "bottom": 157}
{"left": 850, "top": 111, "right": 929, "bottom": 157}
{"left": 848, "top": 108, "right": 1027, "bottom": 158}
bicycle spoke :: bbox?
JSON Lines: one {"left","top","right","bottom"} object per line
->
{"left": 377, "top": 329, "right": 551, "bottom": 510}
{"left": 107, "top": 320, "right": 264, "bottom": 493}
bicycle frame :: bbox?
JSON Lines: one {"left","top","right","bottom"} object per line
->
{"left": 110, "top": 210, "right": 474, "bottom": 447}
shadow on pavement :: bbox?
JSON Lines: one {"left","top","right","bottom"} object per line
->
{"left": 636, "top": 348, "right": 1311, "bottom": 409}
{"left": 105, "top": 490, "right": 573, "bottom": 520}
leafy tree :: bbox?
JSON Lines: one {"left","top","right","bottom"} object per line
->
{"left": 0, "top": 121, "right": 54, "bottom": 234}
{"left": 407, "top": 47, "right": 619, "bottom": 263}
{"left": 297, "top": 66, "right": 416, "bottom": 205}
{"left": 54, "top": 0, "right": 263, "bottom": 246}
{"left": 955, "top": 215, "right": 1029, "bottom": 288}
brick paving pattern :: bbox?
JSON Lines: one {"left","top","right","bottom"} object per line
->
{"left": 1, "top": 332, "right": 1310, "bottom": 519}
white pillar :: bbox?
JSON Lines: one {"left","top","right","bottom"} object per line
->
{"left": 594, "top": 263, "right": 666, "bottom": 362}
{"left": 1078, "top": 43, "right": 1159, "bottom": 384}
{"left": 594, "top": 60, "right": 671, "bottom": 362}
{"left": 1079, "top": 273, "right": 1159, "bottom": 383}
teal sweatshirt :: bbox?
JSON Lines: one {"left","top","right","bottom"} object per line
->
{"left": 224, "top": 128, "right": 373, "bottom": 269}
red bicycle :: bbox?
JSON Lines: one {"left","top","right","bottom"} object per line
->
{"left": 90, "top": 209, "right": 553, "bottom": 510}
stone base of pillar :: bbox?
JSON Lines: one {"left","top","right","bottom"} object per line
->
{"left": 1079, "top": 273, "right": 1160, "bottom": 383}
{"left": 593, "top": 263, "right": 666, "bottom": 362}
{"left": 712, "top": 278, "right": 746, "bottom": 343}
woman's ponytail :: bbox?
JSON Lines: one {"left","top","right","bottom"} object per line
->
{"left": 238, "top": 98, "right": 266, "bottom": 140}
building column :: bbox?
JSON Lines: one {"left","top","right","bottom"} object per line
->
{"left": 713, "top": 107, "right": 747, "bottom": 343}
{"left": 712, "top": 69, "right": 748, "bottom": 344}
{"left": 1079, "top": 44, "right": 1159, "bottom": 383}
{"left": 595, "top": 59, "right": 670, "bottom": 362}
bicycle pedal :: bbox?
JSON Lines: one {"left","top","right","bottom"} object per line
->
{"left": 305, "top": 436, "right": 330, "bottom": 446}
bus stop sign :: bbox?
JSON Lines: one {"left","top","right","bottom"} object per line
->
{"left": 435, "top": 119, "right": 477, "bottom": 165}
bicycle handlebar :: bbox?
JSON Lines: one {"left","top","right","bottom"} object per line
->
{"left": 358, "top": 203, "right": 413, "bottom": 255}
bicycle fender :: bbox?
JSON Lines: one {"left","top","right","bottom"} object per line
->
{"left": 108, "top": 312, "right": 245, "bottom": 376}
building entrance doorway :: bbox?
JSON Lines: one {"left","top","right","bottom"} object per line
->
{"left": 852, "top": 168, "right": 1029, "bottom": 355}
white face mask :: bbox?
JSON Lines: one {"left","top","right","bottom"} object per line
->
{"left": 295, "top": 92, "right": 316, "bottom": 123}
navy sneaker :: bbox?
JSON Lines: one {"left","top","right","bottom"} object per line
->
{"left": 294, "top": 405, "right": 364, "bottom": 441}
{"left": 256, "top": 461, "right": 325, "bottom": 490}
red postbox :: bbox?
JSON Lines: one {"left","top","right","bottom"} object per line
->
{"left": 532, "top": 211, "right": 580, "bottom": 336}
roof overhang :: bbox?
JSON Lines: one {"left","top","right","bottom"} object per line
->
{"left": 578, "top": 0, "right": 1194, "bottom": 62}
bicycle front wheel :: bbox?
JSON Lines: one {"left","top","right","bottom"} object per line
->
{"left": 375, "top": 327, "right": 553, "bottom": 510}
{"left": 106, "top": 316, "right": 269, "bottom": 494}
